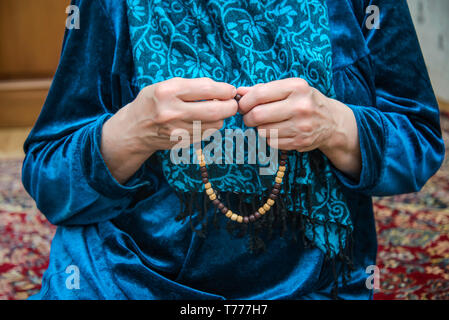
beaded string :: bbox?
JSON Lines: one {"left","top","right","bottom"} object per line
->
{"left": 196, "top": 94, "right": 288, "bottom": 224}
{"left": 196, "top": 148, "right": 288, "bottom": 223}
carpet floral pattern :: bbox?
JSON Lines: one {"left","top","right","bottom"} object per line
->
{"left": 0, "top": 114, "right": 448, "bottom": 300}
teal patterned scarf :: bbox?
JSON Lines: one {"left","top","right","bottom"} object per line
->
{"left": 126, "top": 0, "right": 353, "bottom": 277}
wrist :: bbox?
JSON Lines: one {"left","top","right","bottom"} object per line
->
{"left": 319, "top": 97, "right": 361, "bottom": 178}
{"left": 110, "top": 103, "right": 156, "bottom": 157}
{"left": 320, "top": 96, "right": 347, "bottom": 152}
{"left": 101, "top": 104, "right": 155, "bottom": 184}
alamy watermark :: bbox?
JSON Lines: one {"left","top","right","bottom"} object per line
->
{"left": 66, "top": 5, "right": 80, "bottom": 30}
{"left": 65, "top": 265, "right": 80, "bottom": 290}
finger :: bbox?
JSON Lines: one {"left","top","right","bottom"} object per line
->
{"left": 238, "top": 79, "right": 296, "bottom": 114}
{"left": 183, "top": 99, "right": 238, "bottom": 122}
{"left": 180, "top": 120, "right": 224, "bottom": 132}
{"left": 243, "top": 100, "right": 293, "bottom": 127}
{"left": 257, "top": 120, "right": 297, "bottom": 138}
{"left": 267, "top": 138, "right": 315, "bottom": 152}
{"left": 175, "top": 78, "right": 237, "bottom": 101}
{"left": 236, "top": 86, "right": 251, "bottom": 96}
{"left": 270, "top": 138, "right": 318, "bottom": 152}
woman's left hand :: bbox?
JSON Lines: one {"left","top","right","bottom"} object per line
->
{"left": 237, "top": 78, "right": 362, "bottom": 179}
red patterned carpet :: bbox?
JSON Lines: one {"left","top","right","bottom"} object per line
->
{"left": 0, "top": 114, "right": 448, "bottom": 300}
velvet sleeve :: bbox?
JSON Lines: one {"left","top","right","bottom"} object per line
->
{"left": 333, "top": 0, "right": 445, "bottom": 196}
{"left": 22, "top": 0, "right": 157, "bottom": 225}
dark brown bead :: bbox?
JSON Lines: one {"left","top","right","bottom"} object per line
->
{"left": 221, "top": 207, "right": 228, "bottom": 214}
{"left": 269, "top": 193, "right": 278, "bottom": 200}
{"left": 249, "top": 215, "right": 256, "bottom": 222}
{"left": 279, "top": 160, "right": 286, "bottom": 166}
{"left": 280, "top": 153, "right": 288, "bottom": 160}
{"left": 202, "top": 177, "right": 209, "bottom": 184}
{"left": 234, "top": 94, "right": 242, "bottom": 101}
{"left": 243, "top": 216, "right": 249, "bottom": 224}
{"left": 212, "top": 199, "right": 220, "bottom": 206}
{"left": 218, "top": 203, "right": 225, "bottom": 210}
{"left": 201, "top": 172, "right": 208, "bottom": 179}
{"left": 254, "top": 212, "right": 261, "bottom": 219}
{"left": 200, "top": 167, "right": 207, "bottom": 173}
{"left": 272, "top": 188, "right": 280, "bottom": 195}
{"left": 273, "top": 183, "right": 281, "bottom": 190}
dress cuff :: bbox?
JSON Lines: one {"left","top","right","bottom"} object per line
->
{"left": 81, "top": 113, "right": 151, "bottom": 198}
{"left": 331, "top": 104, "right": 385, "bottom": 193}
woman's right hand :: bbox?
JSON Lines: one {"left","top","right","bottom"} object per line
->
{"left": 101, "top": 77, "right": 238, "bottom": 184}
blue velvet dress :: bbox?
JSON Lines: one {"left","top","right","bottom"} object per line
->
{"left": 23, "top": 0, "right": 445, "bottom": 300}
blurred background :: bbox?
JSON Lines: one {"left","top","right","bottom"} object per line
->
{"left": 0, "top": 0, "right": 448, "bottom": 300}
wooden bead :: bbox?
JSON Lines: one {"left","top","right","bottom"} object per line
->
{"left": 269, "top": 193, "right": 278, "bottom": 200}
{"left": 243, "top": 216, "right": 249, "bottom": 224}
{"left": 267, "top": 199, "right": 275, "bottom": 206}
{"left": 280, "top": 160, "right": 286, "bottom": 166}
{"left": 205, "top": 188, "right": 214, "bottom": 195}
{"left": 218, "top": 203, "right": 225, "bottom": 210}
{"left": 258, "top": 207, "right": 266, "bottom": 215}
{"left": 204, "top": 182, "right": 211, "bottom": 189}
{"left": 202, "top": 177, "right": 209, "bottom": 184}
{"left": 209, "top": 193, "right": 217, "bottom": 200}
{"left": 237, "top": 215, "right": 243, "bottom": 223}
{"left": 221, "top": 206, "right": 228, "bottom": 214}
{"left": 263, "top": 204, "right": 271, "bottom": 211}
{"left": 200, "top": 161, "right": 206, "bottom": 167}
{"left": 272, "top": 188, "right": 280, "bottom": 195}
{"left": 212, "top": 199, "right": 220, "bottom": 206}
{"left": 280, "top": 153, "right": 288, "bottom": 160}
{"left": 201, "top": 172, "right": 208, "bottom": 178}
{"left": 226, "top": 210, "right": 233, "bottom": 218}
{"left": 275, "top": 177, "right": 282, "bottom": 184}
{"left": 249, "top": 215, "right": 256, "bottom": 222}
{"left": 273, "top": 183, "right": 281, "bottom": 189}
{"left": 278, "top": 166, "right": 286, "bottom": 172}
{"left": 231, "top": 213, "right": 238, "bottom": 221}
{"left": 254, "top": 212, "right": 261, "bottom": 219}
{"left": 200, "top": 167, "right": 207, "bottom": 173}
{"left": 276, "top": 171, "right": 285, "bottom": 178}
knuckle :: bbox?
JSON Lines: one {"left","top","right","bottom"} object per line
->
{"left": 153, "top": 83, "right": 175, "bottom": 100}
{"left": 295, "top": 102, "right": 312, "bottom": 115}
{"left": 154, "top": 109, "right": 178, "bottom": 124}
{"left": 250, "top": 108, "right": 265, "bottom": 125}
{"left": 299, "top": 124, "right": 313, "bottom": 133}
{"left": 292, "top": 78, "right": 310, "bottom": 91}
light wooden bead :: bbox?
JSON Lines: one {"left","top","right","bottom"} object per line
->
{"left": 258, "top": 207, "right": 266, "bottom": 215}
{"left": 205, "top": 188, "right": 214, "bottom": 195}
{"left": 278, "top": 166, "right": 286, "bottom": 172}
{"left": 267, "top": 199, "right": 275, "bottom": 206}
{"left": 263, "top": 204, "right": 271, "bottom": 211}
{"left": 231, "top": 213, "right": 238, "bottom": 221}
{"left": 200, "top": 155, "right": 205, "bottom": 162}
{"left": 226, "top": 210, "right": 233, "bottom": 218}
{"left": 275, "top": 177, "right": 283, "bottom": 184}
{"left": 237, "top": 215, "right": 243, "bottom": 223}
{"left": 209, "top": 193, "right": 217, "bottom": 201}
{"left": 200, "top": 161, "right": 206, "bottom": 167}
{"left": 204, "top": 182, "right": 211, "bottom": 189}
{"left": 277, "top": 171, "right": 285, "bottom": 178}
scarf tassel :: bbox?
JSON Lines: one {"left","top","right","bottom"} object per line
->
{"left": 172, "top": 151, "right": 353, "bottom": 300}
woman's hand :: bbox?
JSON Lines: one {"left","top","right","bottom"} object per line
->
{"left": 237, "top": 78, "right": 362, "bottom": 179}
{"left": 101, "top": 77, "right": 238, "bottom": 184}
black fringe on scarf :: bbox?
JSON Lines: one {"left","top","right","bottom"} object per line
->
{"left": 174, "top": 150, "right": 354, "bottom": 300}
